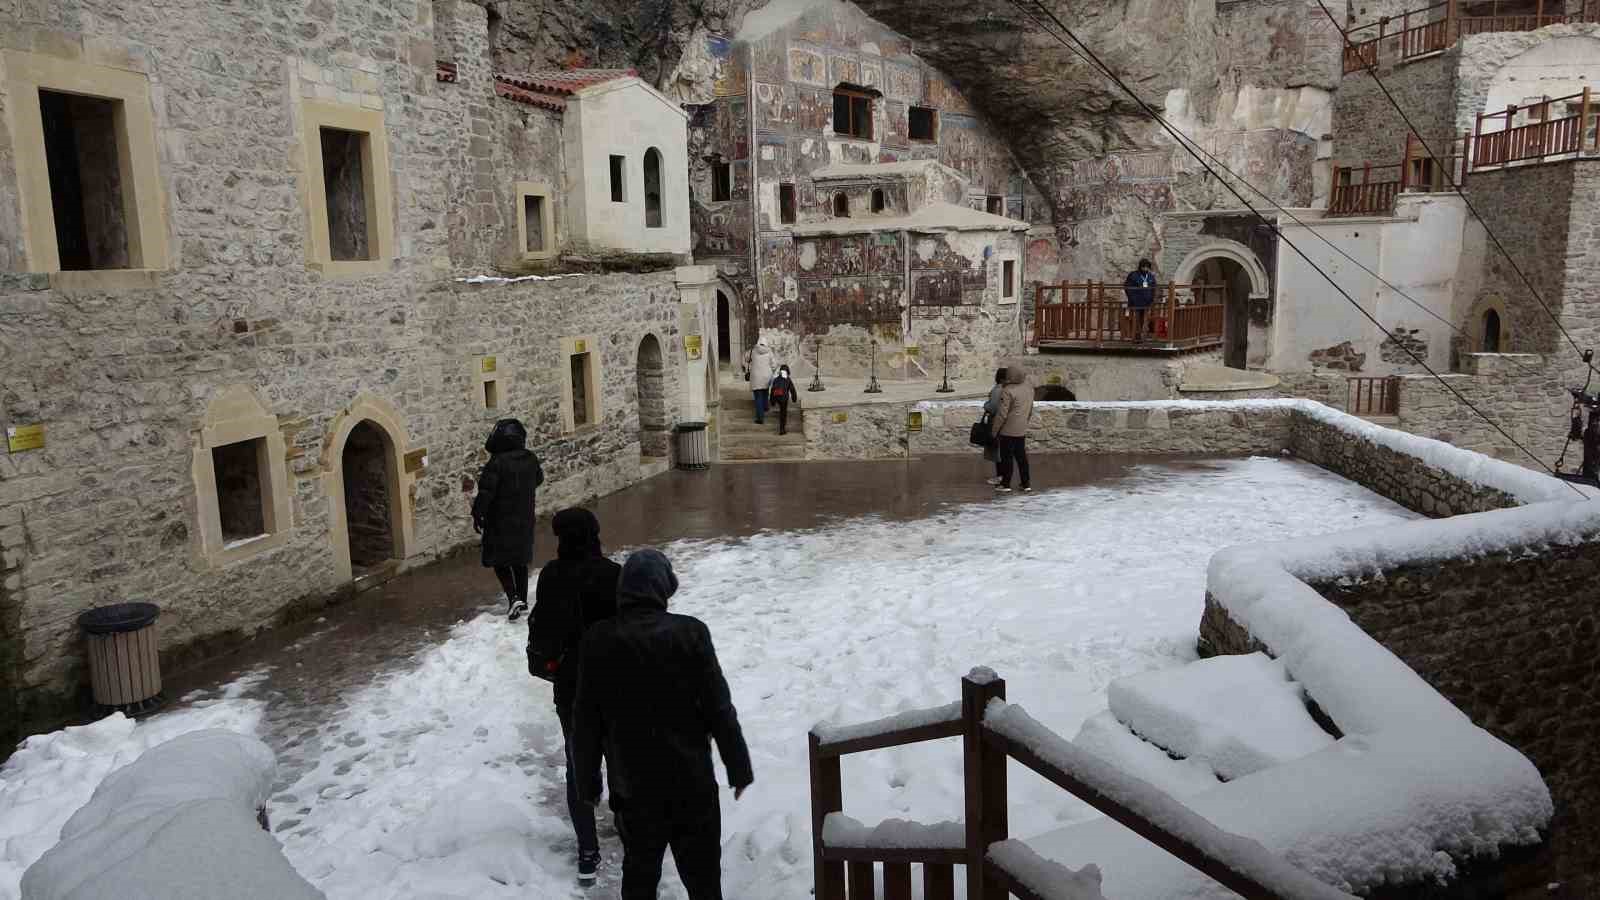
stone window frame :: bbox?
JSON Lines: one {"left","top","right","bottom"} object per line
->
{"left": 515, "top": 181, "right": 556, "bottom": 261}
{"left": 996, "top": 254, "right": 1020, "bottom": 305}
{"left": 3, "top": 49, "right": 171, "bottom": 286}
{"left": 473, "top": 354, "right": 504, "bottom": 412}
{"left": 560, "top": 335, "right": 604, "bottom": 435}
{"left": 299, "top": 99, "right": 395, "bottom": 278}
{"left": 190, "top": 386, "right": 293, "bottom": 569}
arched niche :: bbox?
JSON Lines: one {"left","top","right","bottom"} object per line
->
{"left": 321, "top": 393, "right": 417, "bottom": 584}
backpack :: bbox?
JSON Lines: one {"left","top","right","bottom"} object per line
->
{"left": 526, "top": 568, "right": 580, "bottom": 683}
{"left": 970, "top": 414, "right": 994, "bottom": 447}
{"left": 771, "top": 381, "right": 787, "bottom": 401}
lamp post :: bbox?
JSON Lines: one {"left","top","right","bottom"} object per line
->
{"left": 936, "top": 328, "right": 955, "bottom": 393}
{"left": 808, "top": 333, "right": 826, "bottom": 392}
{"left": 864, "top": 339, "right": 883, "bottom": 394}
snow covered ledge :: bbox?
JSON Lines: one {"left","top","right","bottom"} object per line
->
{"left": 20, "top": 730, "right": 322, "bottom": 899}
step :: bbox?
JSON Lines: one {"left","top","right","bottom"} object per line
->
{"left": 722, "top": 442, "right": 808, "bottom": 461}
{"left": 719, "top": 435, "right": 806, "bottom": 452}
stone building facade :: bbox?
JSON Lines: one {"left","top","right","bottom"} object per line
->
{"left": 686, "top": 0, "right": 1052, "bottom": 378}
{"left": 0, "top": 0, "right": 720, "bottom": 732}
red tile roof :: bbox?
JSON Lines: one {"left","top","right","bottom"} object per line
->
{"left": 491, "top": 68, "right": 637, "bottom": 112}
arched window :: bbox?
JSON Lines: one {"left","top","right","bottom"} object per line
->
{"left": 871, "top": 188, "right": 885, "bottom": 213}
{"left": 1483, "top": 308, "right": 1502, "bottom": 353}
{"left": 644, "top": 147, "right": 663, "bottom": 228}
{"left": 833, "top": 192, "right": 849, "bottom": 218}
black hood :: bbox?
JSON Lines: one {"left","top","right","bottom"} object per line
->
{"left": 617, "top": 548, "right": 678, "bottom": 611}
{"left": 552, "top": 507, "right": 603, "bottom": 560}
{"left": 486, "top": 418, "right": 527, "bottom": 453}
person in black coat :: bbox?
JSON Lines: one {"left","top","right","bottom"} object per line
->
{"left": 471, "top": 418, "right": 544, "bottom": 620}
{"left": 767, "top": 364, "right": 800, "bottom": 435}
{"left": 573, "top": 548, "right": 753, "bottom": 900}
{"left": 526, "top": 507, "right": 620, "bottom": 884}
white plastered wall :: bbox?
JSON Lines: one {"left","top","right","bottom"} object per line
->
{"left": 563, "top": 79, "right": 692, "bottom": 256}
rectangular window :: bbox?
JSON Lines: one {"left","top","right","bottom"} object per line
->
{"left": 908, "top": 106, "right": 937, "bottom": 141}
{"left": 571, "top": 352, "right": 593, "bottom": 428}
{"left": 38, "top": 90, "right": 129, "bottom": 271}
{"left": 483, "top": 380, "right": 499, "bottom": 409}
{"left": 1003, "top": 260, "right": 1016, "bottom": 299}
{"left": 320, "top": 127, "right": 374, "bottom": 261}
{"left": 986, "top": 195, "right": 1004, "bottom": 215}
{"left": 833, "top": 89, "right": 873, "bottom": 139}
{"left": 212, "top": 438, "right": 267, "bottom": 543}
{"left": 712, "top": 162, "right": 732, "bottom": 202}
{"left": 779, "top": 183, "right": 796, "bottom": 224}
{"left": 610, "top": 155, "right": 626, "bottom": 203}
{"left": 523, "top": 195, "right": 545, "bottom": 252}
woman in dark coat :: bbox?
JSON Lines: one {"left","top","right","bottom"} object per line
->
{"left": 472, "top": 418, "right": 544, "bottom": 620}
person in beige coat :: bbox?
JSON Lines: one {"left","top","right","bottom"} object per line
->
{"left": 989, "top": 365, "right": 1034, "bottom": 493}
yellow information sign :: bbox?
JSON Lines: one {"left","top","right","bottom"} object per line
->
{"left": 684, "top": 335, "right": 703, "bottom": 360}
{"left": 403, "top": 448, "right": 428, "bottom": 473}
{"left": 574, "top": 339, "right": 587, "bottom": 354}
{"left": 6, "top": 424, "right": 44, "bottom": 452}
{"left": 905, "top": 346, "right": 921, "bottom": 357}
{"left": 831, "top": 411, "right": 848, "bottom": 424}
{"left": 907, "top": 411, "right": 924, "bottom": 432}
{"left": 1046, "top": 373, "right": 1064, "bottom": 385}
{"left": 481, "top": 356, "right": 497, "bottom": 374}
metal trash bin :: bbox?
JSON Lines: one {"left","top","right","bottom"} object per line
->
{"left": 78, "top": 602, "right": 165, "bottom": 715}
{"left": 674, "top": 421, "right": 710, "bottom": 470}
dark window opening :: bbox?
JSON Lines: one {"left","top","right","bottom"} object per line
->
{"left": 644, "top": 148, "right": 663, "bottom": 228}
{"left": 484, "top": 380, "right": 499, "bottom": 409}
{"left": 779, "top": 183, "right": 796, "bottom": 224}
{"left": 609, "top": 155, "right": 626, "bottom": 203}
{"left": 342, "top": 421, "right": 394, "bottom": 571}
{"left": 39, "top": 90, "right": 129, "bottom": 271}
{"left": 1483, "top": 309, "right": 1502, "bottom": 353}
{"left": 523, "top": 195, "right": 545, "bottom": 252}
{"left": 213, "top": 438, "right": 267, "bottom": 543}
{"left": 871, "top": 188, "right": 886, "bottom": 213}
{"left": 712, "top": 162, "right": 732, "bottom": 202}
{"left": 833, "top": 89, "right": 873, "bottom": 139}
{"left": 833, "top": 192, "right": 850, "bottom": 218}
{"left": 986, "top": 195, "right": 1004, "bottom": 216}
{"left": 909, "top": 106, "right": 937, "bottom": 141}
{"left": 321, "top": 127, "right": 374, "bottom": 261}
{"left": 571, "top": 352, "right": 592, "bottom": 427}
{"left": 1003, "top": 260, "right": 1016, "bottom": 298}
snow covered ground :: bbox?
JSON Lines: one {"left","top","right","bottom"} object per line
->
{"left": 0, "top": 456, "right": 1419, "bottom": 900}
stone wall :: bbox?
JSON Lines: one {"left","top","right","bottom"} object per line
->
{"left": 1331, "top": 48, "right": 1458, "bottom": 172}
{"left": 901, "top": 400, "right": 1296, "bottom": 458}
{"left": 1463, "top": 163, "right": 1576, "bottom": 354}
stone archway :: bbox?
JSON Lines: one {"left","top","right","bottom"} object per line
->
{"left": 1174, "top": 240, "right": 1272, "bottom": 370}
{"left": 636, "top": 333, "right": 670, "bottom": 459}
{"left": 323, "top": 394, "right": 416, "bottom": 585}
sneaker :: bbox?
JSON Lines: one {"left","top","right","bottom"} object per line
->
{"left": 1022, "top": 486, "right": 1033, "bottom": 493}
{"left": 986, "top": 476, "right": 1003, "bottom": 486}
{"left": 508, "top": 599, "right": 528, "bottom": 622}
{"left": 578, "top": 851, "right": 600, "bottom": 884}
{"left": 994, "top": 485, "right": 1013, "bottom": 493}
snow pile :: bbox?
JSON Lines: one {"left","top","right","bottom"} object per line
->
{"left": 988, "top": 840, "right": 1107, "bottom": 900}
{"left": 821, "top": 814, "right": 962, "bottom": 850}
{"left": 0, "top": 688, "right": 264, "bottom": 900}
{"left": 988, "top": 702, "right": 1356, "bottom": 900}
{"left": 456, "top": 273, "right": 583, "bottom": 285}
{"left": 1106, "top": 653, "right": 1333, "bottom": 781}
{"left": 1071, "top": 712, "right": 1219, "bottom": 799}
{"left": 20, "top": 730, "right": 321, "bottom": 900}
{"left": 812, "top": 701, "right": 961, "bottom": 746}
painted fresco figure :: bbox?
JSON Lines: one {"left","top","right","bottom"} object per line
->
{"left": 472, "top": 418, "right": 544, "bottom": 620}
{"left": 1124, "top": 258, "right": 1157, "bottom": 344}
{"left": 573, "top": 549, "right": 754, "bottom": 900}
{"left": 744, "top": 335, "right": 776, "bottom": 424}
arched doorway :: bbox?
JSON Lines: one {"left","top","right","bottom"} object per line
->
{"left": 1034, "top": 385, "right": 1076, "bottom": 401}
{"left": 1195, "top": 257, "right": 1256, "bottom": 370}
{"left": 636, "top": 334, "right": 670, "bottom": 458}
{"left": 1482, "top": 309, "right": 1502, "bottom": 352}
{"left": 1174, "top": 240, "right": 1271, "bottom": 372}
{"left": 341, "top": 420, "right": 396, "bottom": 575}
{"left": 716, "top": 290, "right": 732, "bottom": 367}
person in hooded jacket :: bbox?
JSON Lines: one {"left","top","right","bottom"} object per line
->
{"left": 990, "top": 365, "right": 1034, "bottom": 493}
{"left": 767, "top": 364, "right": 800, "bottom": 435}
{"left": 983, "top": 367, "right": 1006, "bottom": 485}
{"left": 573, "top": 549, "right": 753, "bottom": 900}
{"left": 472, "top": 418, "right": 544, "bottom": 620}
{"left": 526, "top": 508, "right": 620, "bottom": 884}
{"left": 744, "top": 335, "right": 776, "bottom": 425}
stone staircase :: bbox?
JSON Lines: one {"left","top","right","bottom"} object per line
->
{"left": 719, "top": 385, "right": 807, "bottom": 461}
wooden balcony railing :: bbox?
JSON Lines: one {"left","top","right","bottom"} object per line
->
{"left": 1472, "top": 88, "right": 1598, "bottom": 169}
{"left": 1329, "top": 133, "right": 1469, "bottom": 216}
{"left": 1348, "top": 376, "right": 1402, "bottom": 417}
{"left": 1032, "top": 282, "right": 1225, "bottom": 350}
{"left": 1342, "top": 0, "right": 1600, "bottom": 73}
{"left": 809, "top": 670, "right": 1358, "bottom": 900}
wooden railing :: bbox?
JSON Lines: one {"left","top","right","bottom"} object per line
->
{"left": 1348, "top": 376, "right": 1401, "bottom": 417}
{"left": 809, "top": 670, "right": 1358, "bottom": 900}
{"left": 1342, "top": 1, "right": 1600, "bottom": 73}
{"left": 1329, "top": 133, "right": 1469, "bottom": 216}
{"left": 1032, "top": 282, "right": 1226, "bottom": 349}
{"left": 1472, "top": 88, "right": 1597, "bottom": 169}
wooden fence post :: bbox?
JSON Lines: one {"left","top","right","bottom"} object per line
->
{"left": 1401, "top": 132, "right": 1413, "bottom": 191}
{"left": 963, "top": 672, "right": 1008, "bottom": 900}
{"left": 1582, "top": 86, "right": 1592, "bottom": 152}
{"left": 810, "top": 733, "right": 846, "bottom": 900}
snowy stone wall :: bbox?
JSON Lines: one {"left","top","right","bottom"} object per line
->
{"left": 901, "top": 401, "right": 1295, "bottom": 459}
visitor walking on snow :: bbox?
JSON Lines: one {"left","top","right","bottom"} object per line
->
{"left": 983, "top": 367, "right": 1006, "bottom": 485}
{"left": 573, "top": 548, "right": 754, "bottom": 900}
{"left": 472, "top": 418, "right": 544, "bottom": 620}
{"left": 744, "top": 335, "right": 776, "bottom": 425}
{"left": 768, "top": 364, "right": 800, "bottom": 435}
{"left": 526, "top": 508, "right": 621, "bottom": 885}
{"left": 991, "top": 365, "right": 1034, "bottom": 493}
{"left": 1124, "top": 258, "right": 1157, "bottom": 344}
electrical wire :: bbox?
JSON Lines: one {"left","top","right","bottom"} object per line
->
{"left": 1004, "top": 0, "right": 1589, "bottom": 495}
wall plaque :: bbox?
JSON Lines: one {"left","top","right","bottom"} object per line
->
{"left": 907, "top": 411, "right": 924, "bottom": 432}
{"left": 481, "top": 356, "right": 497, "bottom": 374}
{"left": 831, "top": 412, "right": 848, "bottom": 424}
{"left": 574, "top": 339, "right": 588, "bottom": 354}
{"left": 685, "top": 335, "right": 703, "bottom": 360}
{"left": 403, "top": 449, "right": 428, "bottom": 473}
{"left": 6, "top": 424, "right": 44, "bottom": 453}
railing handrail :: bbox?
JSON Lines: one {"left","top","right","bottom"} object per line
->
{"left": 1343, "top": 1, "right": 1600, "bottom": 73}
{"left": 1476, "top": 88, "right": 1592, "bottom": 125}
